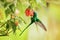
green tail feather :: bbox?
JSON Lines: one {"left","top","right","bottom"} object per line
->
{"left": 19, "top": 22, "right": 33, "bottom": 36}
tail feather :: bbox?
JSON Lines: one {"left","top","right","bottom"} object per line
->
{"left": 19, "top": 22, "right": 33, "bottom": 36}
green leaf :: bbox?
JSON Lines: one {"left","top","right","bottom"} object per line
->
{"left": 4, "top": 2, "right": 9, "bottom": 8}
{"left": 5, "top": 8, "right": 11, "bottom": 17}
{"left": 6, "top": 23, "right": 9, "bottom": 31}
{"left": 9, "top": 4, "right": 15, "bottom": 13}
{"left": 11, "top": 21, "right": 16, "bottom": 33}
{"left": 0, "top": 34, "right": 7, "bottom": 36}
{"left": 0, "top": 0, "right": 5, "bottom": 2}
{"left": 18, "top": 17, "right": 26, "bottom": 24}
{"left": 0, "top": 30, "right": 7, "bottom": 36}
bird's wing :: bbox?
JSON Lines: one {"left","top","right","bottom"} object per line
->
{"left": 35, "top": 21, "right": 47, "bottom": 31}
{"left": 35, "top": 22, "right": 39, "bottom": 31}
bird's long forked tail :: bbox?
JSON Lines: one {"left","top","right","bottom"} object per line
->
{"left": 19, "top": 22, "right": 33, "bottom": 36}
{"left": 36, "top": 20, "right": 47, "bottom": 31}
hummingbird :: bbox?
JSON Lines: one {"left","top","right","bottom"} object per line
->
{"left": 20, "top": 6, "right": 47, "bottom": 36}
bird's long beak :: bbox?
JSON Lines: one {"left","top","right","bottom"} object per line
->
{"left": 35, "top": 22, "right": 47, "bottom": 31}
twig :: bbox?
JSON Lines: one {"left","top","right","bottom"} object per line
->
{"left": 0, "top": 18, "right": 11, "bottom": 28}
{"left": 8, "top": 30, "right": 12, "bottom": 34}
{"left": 0, "top": 22, "right": 7, "bottom": 28}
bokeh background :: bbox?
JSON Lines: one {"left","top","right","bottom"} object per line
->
{"left": 0, "top": 0, "right": 60, "bottom": 40}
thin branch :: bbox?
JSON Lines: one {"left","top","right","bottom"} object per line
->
{"left": 0, "top": 22, "right": 7, "bottom": 28}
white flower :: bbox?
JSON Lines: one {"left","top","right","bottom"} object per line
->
{"left": 15, "top": 9, "right": 19, "bottom": 14}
